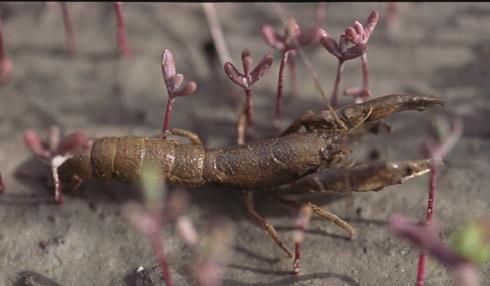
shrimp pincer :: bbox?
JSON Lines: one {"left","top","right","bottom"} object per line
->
{"left": 289, "top": 159, "right": 432, "bottom": 194}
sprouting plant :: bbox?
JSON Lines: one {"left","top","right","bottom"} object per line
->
{"left": 125, "top": 166, "right": 234, "bottom": 286}
{"left": 386, "top": 2, "right": 399, "bottom": 30}
{"left": 0, "top": 171, "right": 4, "bottom": 193}
{"left": 125, "top": 167, "right": 176, "bottom": 286}
{"left": 315, "top": 2, "right": 327, "bottom": 28}
{"left": 343, "top": 10, "right": 380, "bottom": 103}
{"left": 390, "top": 214, "right": 489, "bottom": 286}
{"left": 292, "top": 204, "right": 312, "bottom": 274}
{"left": 262, "top": 18, "right": 321, "bottom": 119}
{"left": 188, "top": 220, "right": 235, "bottom": 286}
{"left": 0, "top": 12, "right": 12, "bottom": 85}
{"left": 60, "top": 2, "right": 75, "bottom": 56}
{"left": 124, "top": 167, "right": 183, "bottom": 286}
{"left": 415, "top": 117, "right": 463, "bottom": 285}
{"left": 115, "top": 2, "right": 132, "bottom": 58}
{"left": 161, "top": 49, "right": 197, "bottom": 136}
{"left": 23, "top": 126, "right": 90, "bottom": 203}
{"left": 224, "top": 49, "right": 273, "bottom": 143}
{"left": 319, "top": 10, "right": 379, "bottom": 107}
{"left": 451, "top": 218, "right": 490, "bottom": 266}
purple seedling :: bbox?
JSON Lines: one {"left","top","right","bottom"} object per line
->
{"left": 416, "top": 118, "right": 463, "bottom": 286}
{"left": 0, "top": 12, "right": 12, "bottom": 85}
{"left": 23, "top": 126, "right": 90, "bottom": 203}
{"left": 115, "top": 2, "right": 132, "bottom": 58}
{"left": 176, "top": 215, "right": 199, "bottom": 248}
{"left": 224, "top": 49, "right": 273, "bottom": 141}
{"left": 292, "top": 204, "right": 312, "bottom": 274}
{"left": 176, "top": 212, "right": 235, "bottom": 286}
{"left": 189, "top": 220, "right": 235, "bottom": 286}
{"left": 343, "top": 53, "right": 370, "bottom": 103}
{"left": 262, "top": 18, "right": 321, "bottom": 119}
{"left": 319, "top": 10, "right": 379, "bottom": 107}
{"left": 126, "top": 200, "right": 175, "bottom": 285}
{"left": 387, "top": 2, "right": 399, "bottom": 30}
{"left": 125, "top": 176, "right": 178, "bottom": 286}
{"left": 0, "top": 171, "right": 4, "bottom": 193}
{"left": 60, "top": 2, "right": 75, "bottom": 56}
{"left": 126, "top": 170, "right": 234, "bottom": 286}
{"left": 161, "top": 49, "right": 197, "bottom": 136}
{"left": 390, "top": 214, "right": 483, "bottom": 286}
{"left": 343, "top": 11, "right": 380, "bottom": 103}
{"left": 315, "top": 2, "right": 327, "bottom": 28}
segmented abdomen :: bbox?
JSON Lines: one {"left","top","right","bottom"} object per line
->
{"left": 86, "top": 137, "right": 206, "bottom": 186}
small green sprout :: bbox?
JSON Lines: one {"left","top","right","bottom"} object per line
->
{"left": 140, "top": 165, "right": 166, "bottom": 210}
{"left": 451, "top": 219, "right": 490, "bottom": 265}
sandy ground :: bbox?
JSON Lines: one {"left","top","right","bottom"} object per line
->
{"left": 0, "top": 2, "right": 489, "bottom": 286}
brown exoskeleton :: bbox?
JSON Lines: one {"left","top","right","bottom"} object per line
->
{"left": 26, "top": 93, "right": 443, "bottom": 272}
{"left": 57, "top": 94, "right": 442, "bottom": 189}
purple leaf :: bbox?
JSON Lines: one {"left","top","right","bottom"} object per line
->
{"left": 339, "top": 34, "right": 349, "bottom": 52}
{"left": 389, "top": 214, "right": 466, "bottom": 269}
{"left": 297, "top": 27, "right": 322, "bottom": 47}
{"left": 172, "top": 74, "right": 184, "bottom": 90}
{"left": 286, "top": 18, "right": 301, "bottom": 40}
{"left": 364, "top": 10, "right": 379, "bottom": 38}
{"left": 342, "top": 45, "right": 366, "bottom": 61}
{"left": 241, "top": 49, "right": 252, "bottom": 76}
{"left": 54, "top": 131, "right": 90, "bottom": 156}
{"left": 249, "top": 54, "right": 273, "bottom": 86}
{"left": 23, "top": 130, "right": 50, "bottom": 158}
{"left": 320, "top": 35, "right": 342, "bottom": 59}
{"left": 261, "top": 25, "right": 285, "bottom": 50}
{"left": 354, "top": 21, "right": 364, "bottom": 36}
{"left": 345, "top": 27, "right": 362, "bottom": 44}
{"left": 224, "top": 62, "right": 248, "bottom": 89}
{"left": 172, "top": 81, "right": 197, "bottom": 98}
{"left": 162, "top": 49, "right": 176, "bottom": 89}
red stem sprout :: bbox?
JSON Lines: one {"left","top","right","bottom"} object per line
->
{"left": 262, "top": 18, "right": 321, "bottom": 119}
{"left": 115, "top": 2, "right": 132, "bottom": 58}
{"left": 125, "top": 177, "right": 185, "bottom": 286}
{"left": 344, "top": 53, "right": 371, "bottom": 103}
{"left": 191, "top": 220, "right": 235, "bottom": 286}
{"left": 224, "top": 49, "right": 273, "bottom": 127}
{"left": 162, "top": 98, "right": 174, "bottom": 134}
{"left": 149, "top": 226, "right": 172, "bottom": 286}
{"left": 161, "top": 49, "right": 197, "bottom": 136}
{"left": 0, "top": 172, "right": 4, "bottom": 193}
{"left": 416, "top": 119, "right": 463, "bottom": 285}
{"left": 126, "top": 172, "right": 234, "bottom": 286}
{"left": 331, "top": 59, "right": 345, "bottom": 108}
{"left": 292, "top": 204, "right": 312, "bottom": 274}
{"left": 390, "top": 214, "right": 481, "bottom": 286}
{"left": 60, "top": 2, "right": 75, "bottom": 56}
{"left": 127, "top": 206, "right": 174, "bottom": 286}
{"left": 319, "top": 10, "right": 379, "bottom": 107}
{"left": 387, "top": 2, "right": 399, "bottom": 28}
{"left": 315, "top": 3, "right": 327, "bottom": 28}
{"left": 275, "top": 50, "right": 291, "bottom": 118}
{"left": 0, "top": 11, "right": 12, "bottom": 84}
{"left": 287, "top": 56, "right": 296, "bottom": 98}
{"left": 22, "top": 127, "right": 90, "bottom": 203}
